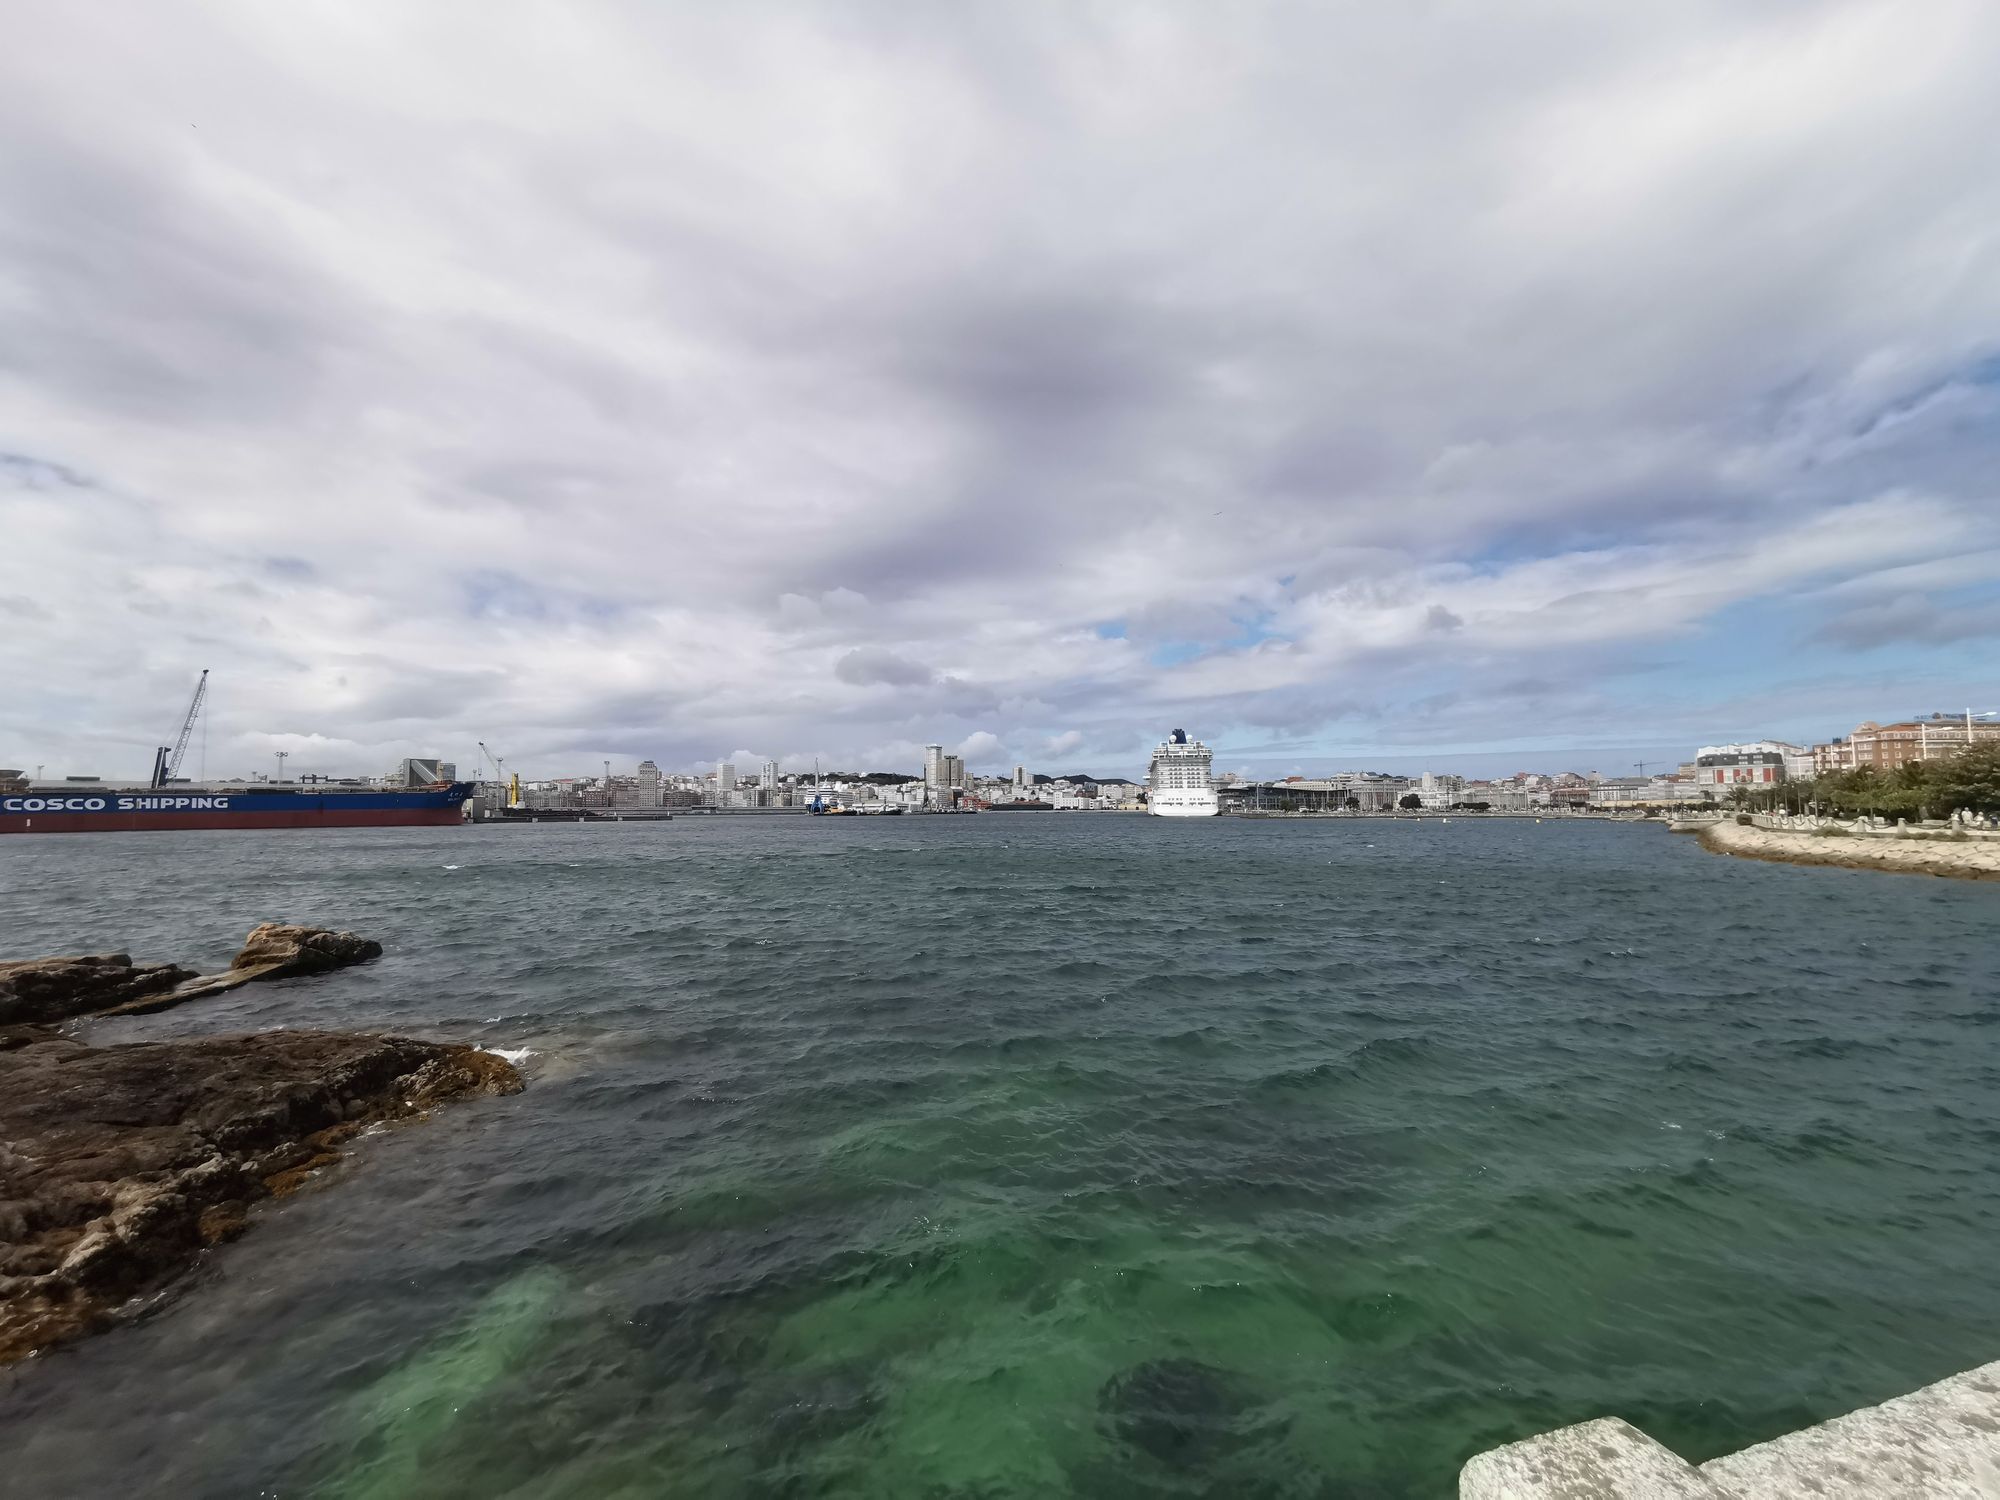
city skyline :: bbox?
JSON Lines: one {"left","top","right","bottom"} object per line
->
{"left": 4, "top": 5, "right": 1997, "bottom": 781}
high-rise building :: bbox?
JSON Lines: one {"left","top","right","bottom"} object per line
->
{"left": 714, "top": 761, "right": 735, "bottom": 805}
{"left": 628, "top": 759, "right": 662, "bottom": 808}
{"left": 923, "top": 744, "right": 945, "bottom": 789}
{"left": 943, "top": 754, "right": 964, "bottom": 788}
{"left": 761, "top": 760, "right": 779, "bottom": 790}
{"left": 1013, "top": 765, "right": 1029, "bottom": 791}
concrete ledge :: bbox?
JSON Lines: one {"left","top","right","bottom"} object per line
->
{"left": 1462, "top": 1418, "right": 1735, "bottom": 1499}
{"left": 1461, "top": 1360, "right": 2000, "bottom": 1498}
{"left": 1705, "top": 1360, "right": 2000, "bottom": 1497}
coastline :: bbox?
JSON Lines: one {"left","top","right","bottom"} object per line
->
{"left": 0, "top": 926, "right": 522, "bottom": 1364}
{"left": 1694, "top": 818, "right": 2000, "bottom": 882}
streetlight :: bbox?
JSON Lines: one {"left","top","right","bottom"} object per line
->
{"left": 276, "top": 750, "right": 289, "bottom": 782}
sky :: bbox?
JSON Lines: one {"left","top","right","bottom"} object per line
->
{"left": 3, "top": 1, "right": 1997, "bottom": 785}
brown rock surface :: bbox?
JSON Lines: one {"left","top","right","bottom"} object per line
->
{"left": 136, "top": 922, "right": 387, "bottom": 1011}
{"left": 0, "top": 954, "right": 198, "bottom": 1026}
{"left": 0, "top": 1028, "right": 520, "bottom": 1364}
{"left": 0, "top": 924, "right": 388, "bottom": 1023}
{"left": 229, "top": 922, "right": 385, "bottom": 977}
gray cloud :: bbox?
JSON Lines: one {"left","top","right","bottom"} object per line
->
{"left": 834, "top": 648, "right": 935, "bottom": 688}
{"left": 1, "top": 2, "right": 1997, "bottom": 779}
{"left": 1424, "top": 605, "right": 1463, "bottom": 634}
{"left": 1813, "top": 593, "right": 2000, "bottom": 650}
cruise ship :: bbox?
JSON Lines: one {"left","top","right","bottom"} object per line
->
{"left": 1147, "top": 729, "right": 1218, "bottom": 817}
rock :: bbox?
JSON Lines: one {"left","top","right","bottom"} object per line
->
{"left": 1098, "top": 1357, "right": 1289, "bottom": 1467}
{"left": 0, "top": 926, "right": 384, "bottom": 1025}
{"left": 90, "top": 924, "right": 387, "bottom": 1017}
{"left": 1697, "top": 820, "right": 2000, "bottom": 883}
{"left": 0, "top": 955, "right": 198, "bottom": 1026}
{"left": 229, "top": 922, "right": 384, "bottom": 977}
{"left": 0, "top": 1028, "right": 520, "bottom": 1364}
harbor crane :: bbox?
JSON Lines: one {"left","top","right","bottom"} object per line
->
{"left": 477, "top": 740, "right": 519, "bottom": 808}
{"left": 150, "top": 669, "right": 209, "bottom": 789}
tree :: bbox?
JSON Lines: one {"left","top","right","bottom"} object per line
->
{"left": 1398, "top": 793, "right": 1423, "bottom": 811}
{"left": 1345, "top": 797, "right": 1360, "bottom": 811}
{"left": 1927, "top": 742, "right": 2000, "bottom": 816}
{"left": 1797, "top": 750, "right": 2000, "bottom": 820}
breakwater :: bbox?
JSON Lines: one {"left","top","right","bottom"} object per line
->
{"left": 1695, "top": 817, "right": 2000, "bottom": 881}
{"left": 1463, "top": 1357, "right": 2000, "bottom": 1495}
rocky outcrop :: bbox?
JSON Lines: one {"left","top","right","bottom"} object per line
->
{"left": 0, "top": 955, "right": 198, "bottom": 1026}
{"left": 0, "top": 924, "right": 385, "bottom": 1024}
{"left": 0, "top": 1028, "right": 521, "bottom": 1364}
{"left": 1697, "top": 819, "right": 2000, "bottom": 882}
{"left": 151, "top": 922, "right": 387, "bottom": 1009}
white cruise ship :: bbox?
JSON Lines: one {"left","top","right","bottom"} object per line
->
{"left": 1148, "top": 729, "right": 1218, "bottom": 817}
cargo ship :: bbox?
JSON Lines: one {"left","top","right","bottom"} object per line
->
{"left": 0, "top": 774, "right": 473, "bottom": 835}
{"left": 1, "top": 670, "right": 474, "bottom": 834}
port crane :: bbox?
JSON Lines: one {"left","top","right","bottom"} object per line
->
{"left": 150, "top": 669, "right": 209, "bottom": 789}
{"left": 477, "top": 740, "right": 520, "bottom": 808}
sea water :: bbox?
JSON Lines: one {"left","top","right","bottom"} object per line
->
{"left": 2, "top": 816, "right": 1996, "bottom": 1497}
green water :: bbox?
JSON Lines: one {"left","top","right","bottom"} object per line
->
{"left": 2, "top": 815, "right": 1997, "bottom": 1496}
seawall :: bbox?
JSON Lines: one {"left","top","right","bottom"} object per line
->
{"left": 1460, "top": 1359, "right": 2000, "bottom": 1497}
{"left": 1694, "top": 818, "right": 2000, "bottom": 882}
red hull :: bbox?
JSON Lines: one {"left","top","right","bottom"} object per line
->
{"left": 1, "top": 809, "right": 465, "bottom": 835}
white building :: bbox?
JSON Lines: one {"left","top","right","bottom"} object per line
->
{"left": 1416, "top": 771, "right": 1465, "bottom": 810}
{"left": 1588, "top": 776, "right": 1708, "bottom": 808}
{"left": 1694, "top": 742, "right": 1802, "bottom": 788}
{"left": 761, "top": 760, "right": 779, "bottom": 791}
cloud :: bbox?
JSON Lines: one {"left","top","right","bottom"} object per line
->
{"left": 833, "top": 648, "right": 935, "bottom": 687}
{"left": 1813, "top": 593, "right": 2000, "bottom": 650}
{"left": 1424, "top": 605, "right": 1463, "bottom": 634}
{"left": 2, "top": 3, "right": 1998, "bottom": 779}
{"left": 954, "top": 729, "right": 1004, "bottom": 763}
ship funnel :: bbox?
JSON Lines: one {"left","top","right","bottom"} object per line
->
{"left": 1171, "top": 728, "right": 1187, "bottom": 744}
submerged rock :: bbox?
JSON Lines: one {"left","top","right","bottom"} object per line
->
{"left": 1098, "top": 1356, "right": 1290, "bottom": 1468}
{"left": 0, "top": 1027, "right": 520, "bottom": 1364}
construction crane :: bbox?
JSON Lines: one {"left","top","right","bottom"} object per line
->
{"left": 150, "top": 670, "right": 209, "bottom": 789}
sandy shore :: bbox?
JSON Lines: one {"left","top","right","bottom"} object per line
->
{"left": 1695, "top": 819, "right": 2000, "bottom": 882}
